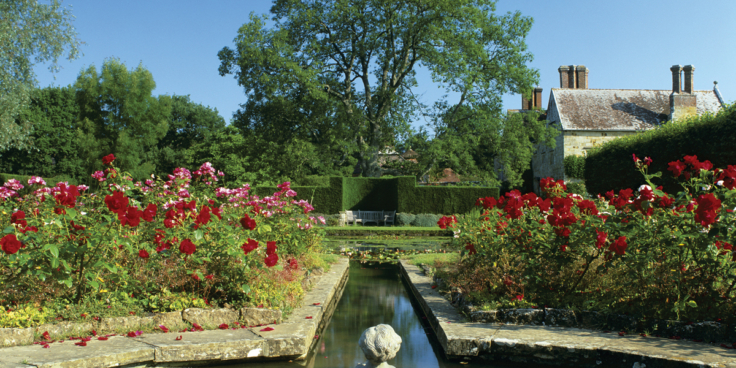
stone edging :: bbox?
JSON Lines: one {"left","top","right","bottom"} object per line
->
{"left": 325, "top": 228, "right": 451, "bottom": 237}
{"left": 0, "top": 257, "right": 349, "bottom": 368}
{"left": 399, "top": 260, "right": 736, "bottom": 368}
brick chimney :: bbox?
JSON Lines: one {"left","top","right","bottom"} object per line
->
{"left": 534, "top": 87, "right": 543, "bottom": 109}
{"left": 558, "top": 65, "right": 571, "bottom": 88}
{"left": 575, "top": 65, "right": 588, "bottom": 89}
{"left": 670, "top": 64, "right": 697, "bottom": 122}
{"left": 521, "top": 87, "right": 544, "bottom": 110}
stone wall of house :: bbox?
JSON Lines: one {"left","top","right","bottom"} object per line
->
{"left": 531, "top": 130, "right": 638, "bottom": 193}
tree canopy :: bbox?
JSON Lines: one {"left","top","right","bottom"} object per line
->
{"left": 74, "top": 58, "right": 171, "bottom": 179}
{"left": 218, "top": 0, "right": 539, "bottom": 177}
{"left": 0, "top": 0, "right": 83, "bottom": 151}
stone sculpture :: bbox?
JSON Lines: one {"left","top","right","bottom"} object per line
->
{"left": 355, "top": 324, "right": 402, "bottom": 368}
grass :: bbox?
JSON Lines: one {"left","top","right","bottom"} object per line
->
{"left": 402, "top": 252, "right": 459, "bottom": 266}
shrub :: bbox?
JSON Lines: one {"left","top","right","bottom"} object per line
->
{"left": 396, "top": 213, "right": 416, "bottom": 226}
{"left": 565, "top": 181, "right": 588, "bottom": 198}
{"left": 448, "top": 156, "right": 736, "bottom": 321}
{"left": 411, "top": 213, "right": 441, "bottom": 227}
{"left": 584, "top": 104, "right": 736, "bottom": 195}
{"left": 563, "top": 155, "right": 585, "bottom": 179}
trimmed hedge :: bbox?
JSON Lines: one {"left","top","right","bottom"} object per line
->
{"left": 584, "top": 104, "right": 736, "bottom": 195}
{"left": 563, "top": 155, "right": 585, "bottom": 179}
{"left": 255, "top": 176, "right": 499, "bottom": 215}
{"left": 254, "top": 177, "right": 343, "bottom": 214}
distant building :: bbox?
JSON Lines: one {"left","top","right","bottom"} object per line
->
{"left": 530, "top": 64, "right": 724, "bottom": 193}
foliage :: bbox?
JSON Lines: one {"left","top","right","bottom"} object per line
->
{"left": 396, "top": 213, "right": 416, "bottom": 226}
{"left": 0, "top": 86, "right": 86, "bottom": 180}
{"left": 0, "top": 158, "right": 325, "bottom": 315}
{"left": 74, "top": 58, "right": 172, "bottom": 180}
{"left": 155, "top": 95, "right": 226, "bottom": 177}
{"left": 565, "top": 181, "right": 589, "bottom": 198}
{"left": 0, "top": 0, "right": 83, "bottom": 150}
{"left": 563, "top": 155, "right": 586, "bottom": 179}
{"left": 218, "top": 0, "right": 539, "bottom": 177}
{"left": 0, "top": 304, "right": 52, "bottom": 328}
{"left": 255, "top": 177, "right": 343, "bottom": 214}
{"left": 412, "top": 214, "right": 443, "bottom": 228}
{"left": 404, "top": 252, "right": 460, "bottom": 267}
{"left": 447, "top": 156, "right": 736, "bottom": 321}
{"left": 584, "top": 104, "right": 736, "bottom": 195}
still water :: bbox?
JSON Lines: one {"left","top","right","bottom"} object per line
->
{"left": 224, "top": 261, "right": 539, "bottom": 368}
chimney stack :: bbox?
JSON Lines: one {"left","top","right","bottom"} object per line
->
{"left": 534, "top": 87, "right": 543, "bottom": 109}
{"left": 575, "top": 65, "right": 588, "bottom": 89}
{"left": 670, "top": 64, "right": 697, "bottom": 122}
{"left": 521, "top": 87, "right": 544, "bottom": 110}
{"left": 683, "top": 65, "right": 695, "bottom": 94}
{"left": 558, "top": 66, "right": 571, "bottom": 88}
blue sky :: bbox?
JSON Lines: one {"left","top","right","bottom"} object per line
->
{"left": 33, "top": 0, "right": 735, "bottom": 132}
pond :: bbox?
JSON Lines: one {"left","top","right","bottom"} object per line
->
{"left": 222, "top": 260, "right": 554, "bottom": 368}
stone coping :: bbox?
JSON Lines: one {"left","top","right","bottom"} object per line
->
{"left": 325, "top": 228, "right": 451, "bottom": 237}
{"left": 0, "top": 257, "right": 349, "bottom": 368}
{"left": 399, "top": 260, "right": 736, "bottom": 368}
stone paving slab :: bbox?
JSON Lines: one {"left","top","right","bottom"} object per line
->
{"left": 399, "top": 260, "right": 736, "bottom": 367}
{"left": 141, "top": 328, "right": 265, "bottom": 362}
{"left": 0, "top": 336, "right": 154, "bottom": 368}
{"left": 0, "top": 257, "right": 349, "bottom": 368}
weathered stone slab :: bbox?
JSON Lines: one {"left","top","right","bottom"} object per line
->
{"left": 0, "top": 335, "right": 153, "bottom": 368}
{"left": 544, "top": 308, "right": 577, "bottom": 327}
{"left": 240, "top": 308, "right": 282, "bottom": 327}
{"left": 99, "top": 316, "right": 142, "bottom": 333}
{"left": 141, "top": 328, "right": 265, "bottom": 362}
{"left": 151, "top": 311, "right": 183, "bottom": 328}
{"left": 251, "top": 320, "right": 316, "bottom": 357}
{"left": 182, "top": 308, "right": 239, "bottom": 328}
{"left": 36, "top": 322, "right": 96, "bottom": 339}
{"left": 498, "top": 308, "right": 544, "bottom": 325}
{"left": 0, "top": 328, "right": 33, "bottom": 347}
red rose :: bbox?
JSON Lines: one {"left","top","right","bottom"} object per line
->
{"left": 667, "top": 160, "right": 686, "bottom": 177}
{"left": 141, "top": 203, "right": 157, "bottom": 222}
{"left": 717, "top": 165, "right": 736, "bottom": 190}
{"left": 240, "top": 214, "right": 256, "bottom": 231}
{"left": 118, "top": 206, "right": 142, "bottom": 227}
{"left": 102, "top": 154, "right": 116, "bottom": 165}
{"left": 694, "top": 193, "right": 721, "bottom": 227}
{"left": 195, "top": 206, "right": 211, "bottom": 227}
{"left": 179, "top": 239, "right": 196, "bottom": 255}
{"left": 264, "top": 252, "right": 278, "bottom": 267}
{"left": 105, "top": 191, "right": 129, "bottom": 214}
{"left": 10, "top": 211, "right": 25, "bottom": 224}
{"left": 464, "top": 243, "right": 477, "bottom": 255}
{"left": 576, "top": 200, "right": 599, "bottom": 216}
{"left": 266, "top": 241, "right": 277, "bottom": 255}
{"left": 609, "top": 236, "right": 628, "bottom": 255}
{"left": 595, "top": 230, "right": 608, "bottom": 249}
{"left": 211, "top": 206, "right": 222, "bottom": 220}
{"left": 1, "top": 234, "right": 22, "bottom": 255}
{"left": 242, "top": 238, "right": 259, "bottom": 255}
{"left": 139, "top": 249, "right": 149, "bottom": 259}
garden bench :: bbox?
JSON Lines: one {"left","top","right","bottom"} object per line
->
{"left": 343, "top": 210, "right": 396, "bottom": 226}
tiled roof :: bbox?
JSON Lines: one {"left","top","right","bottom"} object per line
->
{"left": 550, "top": 89, "right": 722, "bottom": 131}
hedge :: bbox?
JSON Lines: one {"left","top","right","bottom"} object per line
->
{"left": 254, "top": 176, "right": 499, "bottom": 215}
{"left": 584, "top": 104, "right": 736, "bottom": 195}
{"left": 563, "top": 155, "right": 585, "bottom": 179}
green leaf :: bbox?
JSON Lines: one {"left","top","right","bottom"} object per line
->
{"left": 3, "top": 226, "right": 14, "bottom": 234}
{"left": 48, "top": 245, "right": 59, "bottom": 258}
{"left": 687, "top": 300, "right": 697, "bottom": 308}
{"left": 241, "top": 284, "right": 251, "bottom": 294}
{"left": 61, "top": 278, "right": 73, "bottom": 288}
{"left": 194, "top": 230, "right": 203, "bottom": 241}
{"left": 50, "top": 257, "right": 58, "bottom": 269}
{"left": 66, "top": 208, "right": 77, "bottom": 220}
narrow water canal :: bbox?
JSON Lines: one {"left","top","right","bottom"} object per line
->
{"left": 226, "top": 260, "right": 545, "bottom": 368}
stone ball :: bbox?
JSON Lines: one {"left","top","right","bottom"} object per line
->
{"left": 358, "top": 324, "right": 402, "bottom": 365}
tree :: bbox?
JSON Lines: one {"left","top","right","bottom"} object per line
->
{"left": 74, "top": 58, "right": 171, "bottom": 179}
{"left": 0, "top": 85, "right": 85, "bottom": 179}
{"left": 156, "top": 95, "right": 226, "bottom": 176}
{"left": 218, "top": 0, "right": 538, "bottom": 177}
{"left": 0, "top": 0, "right": 83, "bottom": 151}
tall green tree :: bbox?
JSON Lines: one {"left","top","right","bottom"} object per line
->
{"left": 0, "top": 0, "right": 83, "bottom": 150}
{"left": 218, "top": 0, "right": 538, "bottom": 177}
{"left": 156, "top": 95, "right": 226, "bottom": 176}
{"left": 0, "top": 85, "right": 85, "bottom": 179}
{"left": 74, "top": 58, "right": 171, "bottom": 179}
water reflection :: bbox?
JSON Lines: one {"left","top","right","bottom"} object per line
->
{"left": 222, "top": 261, "right": 548, "bottom": 368}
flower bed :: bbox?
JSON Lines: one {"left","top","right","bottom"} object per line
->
{"left": 0, "top": 155, "right": 329, "bottom": 330}
{"left": 439, "top": 154, "right": 736, "bottom": 324}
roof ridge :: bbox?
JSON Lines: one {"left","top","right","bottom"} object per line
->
{"left": 551, "top": 88, "right": 714, "bottom": 92}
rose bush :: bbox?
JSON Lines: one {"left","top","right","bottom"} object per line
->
{"left": 444, "top": 154, "right": 736, "bottom": 321}
{"left": 0, "top": 157, "right": 326, "bottom": 315}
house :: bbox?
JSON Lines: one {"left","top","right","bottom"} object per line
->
{"left": 530, "top": 64, "right": 725, "bottom": 194}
